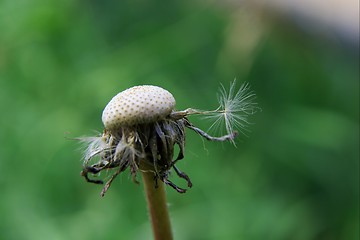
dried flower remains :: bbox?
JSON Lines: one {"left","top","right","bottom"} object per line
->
{"left": 79, "top": 81, "right": 257, "bottom": 196}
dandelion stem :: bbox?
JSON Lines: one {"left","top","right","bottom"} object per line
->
{"left": 142, "top": 171, "right": 173, "bottom": 240}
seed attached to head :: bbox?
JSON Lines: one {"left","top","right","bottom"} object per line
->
{"left": 102, "top": 85, "right": 176, "bottom": 131}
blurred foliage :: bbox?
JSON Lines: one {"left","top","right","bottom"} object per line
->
{"left": 0, "top": 0, "right": 358, "bottom": 240}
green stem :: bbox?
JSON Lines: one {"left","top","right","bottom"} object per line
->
{"left": 142, "top": 171, "right": 173, "bottom": 240}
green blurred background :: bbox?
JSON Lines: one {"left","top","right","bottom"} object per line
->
{"left": 0, "top": 1, "right": 358, "bottom": 240}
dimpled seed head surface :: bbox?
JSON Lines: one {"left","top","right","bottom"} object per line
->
{"left": 102, "top": 85, "right": 176, "bottom": 129}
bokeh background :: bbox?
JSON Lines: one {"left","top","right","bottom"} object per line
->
{"left": 0, "top": 0, "right": 358, "bottom": 240}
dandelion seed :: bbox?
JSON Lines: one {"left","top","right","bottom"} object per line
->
{"left": 182, "top": 80, "right": 258, "bottom": 145}
{"left": 77, "top": 135, "right": 110, "bottom": 163}
{"left": 209, "top": 80, "right": 258, "bottom": 143}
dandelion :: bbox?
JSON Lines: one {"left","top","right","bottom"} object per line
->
{"left": 79, "top": 81, "right": 257, "bottom": 196}
{"left": 77, "top": 82, "right": 257, "bottom": 240}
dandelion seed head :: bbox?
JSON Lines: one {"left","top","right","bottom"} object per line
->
{"left": 77, "top": 81, "right": 257, "bottom": 196}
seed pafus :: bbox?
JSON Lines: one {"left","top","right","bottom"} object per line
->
{"left": 80, "top": 82, "right": 257, "bottom": 196}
